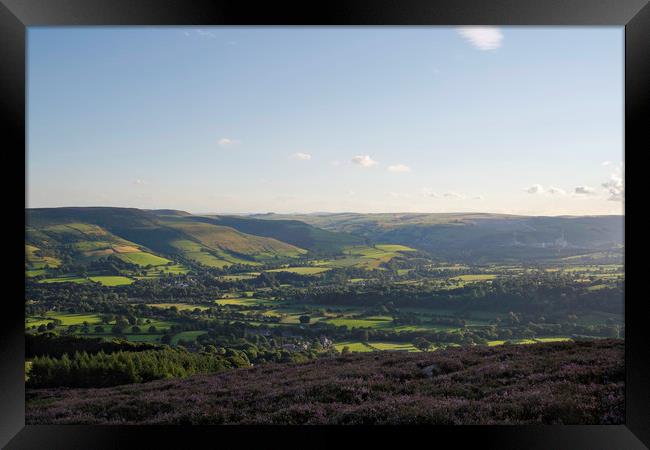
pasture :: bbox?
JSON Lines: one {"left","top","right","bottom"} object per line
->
{"left": 115, "top": 252, "right": 171, "bottom": 267}
{"left": 171, "top": 331, "right": 208, "bottom": 345}
{"left": 88, "top": 276, "right": 135, "bottom": 286}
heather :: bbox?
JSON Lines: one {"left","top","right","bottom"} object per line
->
{"left": 26, "top": 339, "right": 624, "bottom": 425}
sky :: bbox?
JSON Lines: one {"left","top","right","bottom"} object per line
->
{"left": 27, "top": 26, "right": 624, "bottom": 215}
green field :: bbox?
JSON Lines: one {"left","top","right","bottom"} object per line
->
{"left": 171, "top": 331, "right": 208, "bottom": 345}
{"left": 39, "top": 276, "right": 88, "bottom": 284}
{"left": 45, "top": 312, "right": 103, "bottom": 326}
{"left": 88, "top": 276, "right": 135, "bottom": 286}
{"left": 115, "top": 251, "right": 171, "bottom": 267}
{"left": 334, "top": 341, "right": 375, "bottom": 352}
{"left": 450, "top": 274, "right": 497, "bottom": 282}
{"left": 367, "top": 342, "right": 420, "bottom": 352}
{"left": 215, "top": 297, "right": 273, "bottom": 306}
{"left": 325, "top": 316, "right": 393, "bottom": 329}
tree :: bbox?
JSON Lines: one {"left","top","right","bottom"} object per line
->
{"left": 148, "top": 325, "right": 157, "bottom": 333}
{"left": 341, "top": 346, "right": 351, "bottom": 355}
{"left": 413, "top": 337, "right": 432, "bottom": 352}
{"left": 298, "top": 315, "right": 311, "bottom": 324}
{"left": 95, "top": 325, "right": 104, "bottom": 333}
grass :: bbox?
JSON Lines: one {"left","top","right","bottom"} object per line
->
{"left": 367, "top": 342, "right": 420, "bottom": 352}
{"left": 115, "top": 252, "right": 171, "bottom": 267}
{"left": 449, "top": 274, "right": 497, "bottom": 282}
{"left": 39, "top": 276, "right": 88, "bottom": 284}
{"left": 218, "top": 274, "right": 259, "bottom": 281}
{"left": 44, "top": 312, "right": 103, "bottom": 326}
{"left": 25, "top": 244, "right": 61, "bottom": 269}
{"left": 321, "top": 244, "right": 417, "bottom": 270}
{"left": 325, "top": 316, "right": 393, "bottom": 329}
{"left": 334, "top": 341, "right": 375, "bottom": 352}
{"left": 215, "top": 297, "right": 272, "bottom": 306}
{"left": 171, "top": 331, "right": 208, "bottom": 345}
{"left": 88, "top": 276, "right": 134, "bottom": 286}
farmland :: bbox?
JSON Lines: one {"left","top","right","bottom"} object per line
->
{"left": 25, "top": 207, "right": 624, "bottom": 426}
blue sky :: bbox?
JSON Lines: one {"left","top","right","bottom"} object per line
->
{"left": 28, "top": 26, "right": 623, "bottom": 215}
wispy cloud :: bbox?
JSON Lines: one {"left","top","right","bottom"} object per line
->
{"left": 548, "top": 186, "right": 566, "bottom": 195}
{"left": 443, "top": 191, "right": 466, "bottom": 199}
{"left": 291, "top": 152, "right": 312, "bottom": 161}
{"left": 351, "top": 155, "right": 378, "bottom": 168}
{"left": 574, "top": 186, "right": 597, "bottom": 196}
{"left": 525, "top": 184, "right": 544, "bottom": 194}
{"left": 457, "top": 27, "right": 503, "bottom": 50}
{"left": 420, "top": 188, "right": 440, "bottom": 198}
{"left": 387, "top": 164, "right": 411, "bottom": 173}
{"left": 601, "top": 161, "right": 612, "bottom": 167}
{"left": 218, "top": 138, "right": 240, "bottom": 147}
{"left": 133, "top": 179, "right": 148, "bottom": 186}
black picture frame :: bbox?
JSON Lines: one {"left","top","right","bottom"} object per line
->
{"left": 1, "top": 0, "right": 647, "bottom": 448}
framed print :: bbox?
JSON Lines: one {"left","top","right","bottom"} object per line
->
{"left": 1, "top": 0, "right": 648, "bottom": 448}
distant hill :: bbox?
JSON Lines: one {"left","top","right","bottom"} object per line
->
{"left": 25, "top": 339, "right": 624, "bottom": 425}
{"left": 26, "top": 208, "right": 307, "bottom": 268}
{"left": 182, "top": 214, "right": 365, "bottom": 254}
{"left": 248, "top": 213, "right": 624, "bottom": 262}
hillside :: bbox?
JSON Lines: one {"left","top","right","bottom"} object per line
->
{"left": 25, "top": 339, "right": 623, "bottom": 425}
{"left": 26, "top": 208, "right": 307, "bottom": 268}
{"left": 184, "top": 214, "right": 365, "bottom": 253}
{"left": 249, "top": 213, "right": 624, "bottom": 262}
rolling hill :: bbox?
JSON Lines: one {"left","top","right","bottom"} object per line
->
{"left": 176, "top": 214, "right": 365, "bottom": 254}
{"left": 248, "top": 213, "right": 624, "bottom": 262}
{"left": 26, "top": 208, "right": 308, "bottom": 269}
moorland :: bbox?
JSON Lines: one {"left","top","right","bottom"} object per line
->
{"left": 25, "top": 207, "right": 624, "bottom": 424}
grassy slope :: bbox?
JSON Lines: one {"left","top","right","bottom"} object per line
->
{"left": 26, "top": 208, "right": 309, "bottom": 268}
{"left": 26, "top": 339, "right": 623, "bottom": 425}
{"left": 249, "top": 213, "right": 624, "bottom": 262}
{"left": 189, "top": 214, "right": 364, "bottom": 253}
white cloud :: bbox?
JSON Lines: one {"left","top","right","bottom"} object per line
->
{"left": 548, "top": 186, "right": 566, "bottom": 195}
{"left": 330, "top": 160, "right": 341, "bottom": 166}
{"left": 457, "top": 27, "right": 503, "bottom": 50}
{"left": 196, "top": 29, "right": 217, "bottom": 38}
{"left": 133, "top": 179, "right": 148, "bottom": 185}
{"left": 388, "top": 192, "right": 411, "bottom": 199}
{"left": 525, "top": 184, "right": 544, "bottom": 194}
{"left": 218, "top": 138, "right": 240, "bottom": 147}
{"left": 291, "top": 152, "right": 312, "bottom": 161}
{"left": 420, "top": 188, "right": 440, "bottom": 198}
{"left": 387, "top": 164, "right": 411, "bottom": 173}
{"left": 602, "top": 171, "right": 624, "bottom": 201}
{"left": 574, "top": 186, "right": 597, "bottom": 195}
{"left": 443, "top": 191, "right": 466, "bottom": 199}
{"left": 473, "top": 195, "right": 484, "bottom": 200}
{"left": 601, "top": 161, "right": 612, "bottom": 167}
{"left": 351, "top": 155, "right": 378, "bottom": 168}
